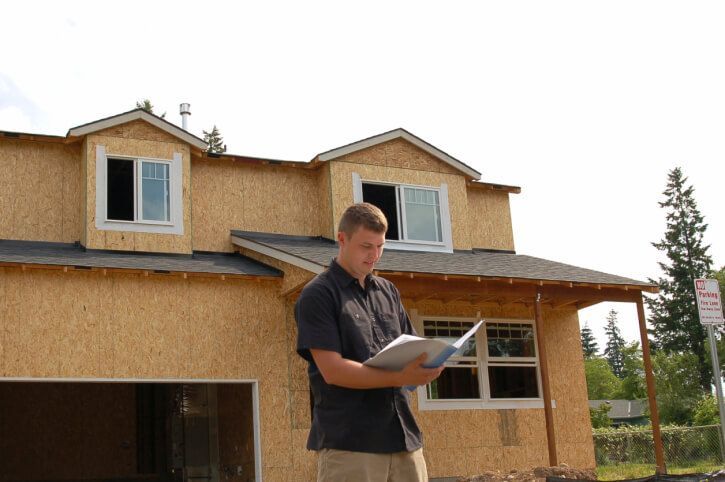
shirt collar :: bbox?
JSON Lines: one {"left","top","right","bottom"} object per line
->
{"left": 329, "top": 258, "right": 378, "bottom": 290}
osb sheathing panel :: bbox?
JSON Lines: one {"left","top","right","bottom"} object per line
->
{"left": 0, "top": 139, "right": 82, "bottom": 242}
{"left": 84, "top": 125, "right": 192, "bottom": 254}
{"left": 95, "top": 119, "right": 182, "bottom": 144}
{"left": 0, "top": 382, "right": 136, "bottom": 481}
{"left": 330, "top": 160, "right": 472, "bottom": 249}
{"left": 238, "top": 247, "right": 316, "bottom": 294}
{"left": 317, "top": 162, "right": 335, "bottom": 238}
{"left": 334, "top": 138, "right": 462, "bottom": 175}
{"left": 467, "top": 188, "right": 515, "bottom": 251}
{"left": 191, "top": 158, "right": 326, "bottom": 252}
{"left": 218, "top": 384, "right": 256, "bottom": 482}
{"left": 0, "top": 267, "right": 301, "bottom": 476}
{"left": 283, "top": 293, "right": 314, "bottom": 397}
{"left": 0, "top": 269, "right": 277, "bottom": 379}
{"left": 80, "top": 138, "right": 89, "bottom": 246}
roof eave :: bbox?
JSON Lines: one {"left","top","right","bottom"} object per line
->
{"left": 467, "top": 180, "right": 522, "bottom": 194}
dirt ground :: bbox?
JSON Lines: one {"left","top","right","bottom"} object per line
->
{"left": 458, "top": 463, "right": 597, "bottom": 482}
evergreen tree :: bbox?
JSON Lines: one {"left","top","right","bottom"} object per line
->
{"left": 580, "top": 321, "right": 599, "bottom": 358}
{"left": 203, "top": 125, "right": 226, "bottom": 153}
{"left": 646, "top": 167, "right": 713, "bottom": 389}
{"left": 135, "top": 99, "right": 166, "bottom": 118}
{"left": 604, "top": 309, "right": 626, "bottom": 378}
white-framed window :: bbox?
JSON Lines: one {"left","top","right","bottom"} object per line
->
{"left": 352, "top": 173, "right": 453, "bottom": 253}
{"left": 414, "top": 314, "right": 551, "bottom": 411}
{"left": 95, "top": 145, "right": 184, "bottom": 235}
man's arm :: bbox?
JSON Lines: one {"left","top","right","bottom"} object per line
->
{"left": 311, "top": 349, "right": 443, "bottom": 389}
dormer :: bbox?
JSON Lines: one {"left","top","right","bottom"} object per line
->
{"left": 314, "top": 128, "right": 517, "bottom": 253}
{"left": 68, "top": 109, "right": 207, "bottom": 254}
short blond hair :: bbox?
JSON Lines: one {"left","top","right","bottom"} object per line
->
{"left": 338, "top": 203, "right": 388, "bottom": 237}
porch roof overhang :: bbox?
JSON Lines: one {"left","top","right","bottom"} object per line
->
{"left": 231, "top": 230, "right": 657, "bottom": 307}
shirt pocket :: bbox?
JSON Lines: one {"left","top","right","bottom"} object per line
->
{"left": 339, "top": 305, "right": 373, "bottom": 361}
{"left": 371, "top": 312, "right": 402, "bottom": 349}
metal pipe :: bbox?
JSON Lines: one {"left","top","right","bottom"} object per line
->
{"left": 180, "top": 103, "right": 191, "bottom": 131}
{"left": 706, "top": 324, "right": 725, "bottom": 462}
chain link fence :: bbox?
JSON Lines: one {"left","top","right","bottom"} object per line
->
{"left": 593, "top": 425, "right": 724, "bottom": 467}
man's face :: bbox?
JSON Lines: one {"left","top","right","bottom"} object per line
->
{"left": 337, "top": 226, "right": 386, "bottom": 281}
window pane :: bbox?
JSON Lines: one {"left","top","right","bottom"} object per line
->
{"left": 423, "top": 321, "right": 477, "bottom": 361}
{"left": 487, "top": 323, "right": 536, "bottom": 358}
{"left": 362, "top": 183, "right": 399, "bottom": 240}
{"left": 488, "top": 366, "right": 539, "bottom": 398}
{"left": 403, "top": 188, "right": 441, "bottom": 242}
{"left": 107, "top": 158, "right": 134, "bottom": 221}
{"left": 427, "top": 367, "right": 480, "bottom": 399}
{"left": 142, "top": 162, "right": 170, "bottom": 222}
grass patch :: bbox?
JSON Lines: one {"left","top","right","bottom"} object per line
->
{"left": 597, "top": 463, "right": 723, "bottom": 480}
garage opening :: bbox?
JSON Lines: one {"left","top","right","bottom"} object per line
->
{"left": 0, "top": 381, "right": 259, "bottom": 482}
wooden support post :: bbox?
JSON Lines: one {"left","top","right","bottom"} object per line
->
{"left": 534, "top": 288, "right": 558, "bottom": 466}
{"left": 636, "top": 295, "right": 667, "bottom": 474}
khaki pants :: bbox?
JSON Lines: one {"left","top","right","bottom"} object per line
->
{"left": 317, "top": 448, "right": 428, "bottom": 482}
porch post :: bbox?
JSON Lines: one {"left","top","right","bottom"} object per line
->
{"left": 534, "top": 287, "right": 558, "bottom": 466}
{"left": 636, "top": 295, "right": 666, "bottom": 474}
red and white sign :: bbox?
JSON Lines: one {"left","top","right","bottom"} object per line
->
{"left": 694, "top": 279, "right": 724, "bottom": 325}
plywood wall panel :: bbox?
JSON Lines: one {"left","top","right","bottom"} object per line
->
{"left": 291, "top": 428, "right": 317, "bottom": 481}
{"left": 467, "top": 188, "right": 515, "bottom": 251}
{"left": 257, "top": 381, "right": 293, "bottom": 469}
{"left": 0, "top": 268, "right": 284, "bottom": 381}
{"left": 0, "top": 139, "right": 82, "bottom": 243}
{"left": 335, "top": 138, "right": 461, "bottom": 175}
{"left": 95, "top": 119, "right": 181, "bottom": 143}
{"left": 316, "top": 162, "right": 334, "bottom": 238}
{"left": 191, "top": 159, "right": 324, "bottom": 252}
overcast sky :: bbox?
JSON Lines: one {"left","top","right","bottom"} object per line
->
{"left": 1, "top": 1, "right": 723, "bottom": 349}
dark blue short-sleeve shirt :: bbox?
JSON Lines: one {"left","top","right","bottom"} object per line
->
{"left": 295, "top": 258, "right": 423, "bottom": 453}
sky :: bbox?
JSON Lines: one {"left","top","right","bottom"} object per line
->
{"left": 1, "top": 1, "right": 723, "bottom": 349}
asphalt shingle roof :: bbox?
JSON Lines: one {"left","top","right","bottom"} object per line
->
{"left": 231, "top": 230, "right": 654, "bottom": 288}
{"left": 589, "top": 400, "right": 647, "bottom": 419}
{"left": 0, "top": 239, "right": 281, "bottom": 277}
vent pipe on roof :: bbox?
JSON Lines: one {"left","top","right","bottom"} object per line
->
{"left": 179, "top": 103, "right": 191, "bottom": 131}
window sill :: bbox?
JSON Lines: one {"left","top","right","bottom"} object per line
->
{"left": 384, "top": 240, "right": 453, "bottom": 253}
{"left": 97, "top": 218, "right": 183, "bottom": 235}
{"left": 416, "top": 395, "right": 556, "bottom": 411}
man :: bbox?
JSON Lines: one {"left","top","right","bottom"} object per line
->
{"left": 295, "top": 202, "right": 444, "bottom": 482}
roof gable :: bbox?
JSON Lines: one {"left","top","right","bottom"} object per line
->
{"left": 316, "top": 128, "right": 481, "bottom": 180}
{"left": 68, "top": 109, "right": 207, "bottom": 150}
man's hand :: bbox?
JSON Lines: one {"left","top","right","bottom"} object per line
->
{"left": 310, "top": 349, "right": 444, "bottom": 389}
{"left": 398, "top": 353, "right": 445, "bottom": 387}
